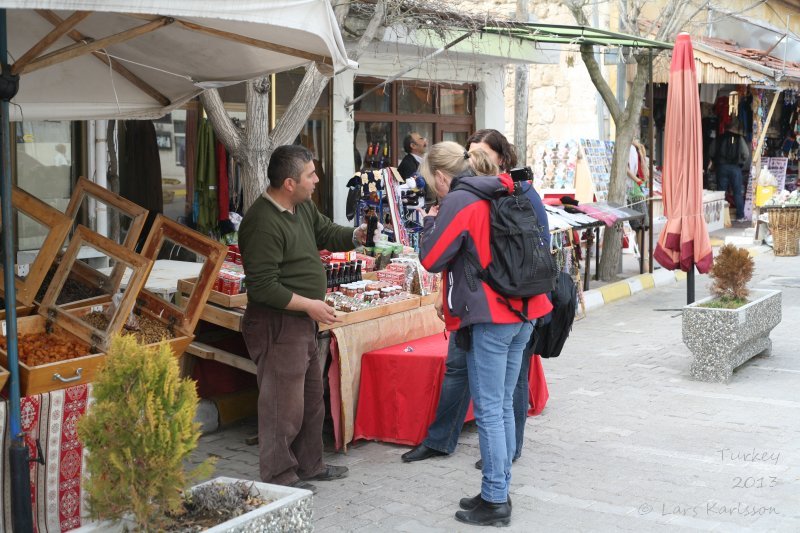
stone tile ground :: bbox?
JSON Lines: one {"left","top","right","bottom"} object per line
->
{"left": 194, "top": 250, "right": 800, "bottom": 532}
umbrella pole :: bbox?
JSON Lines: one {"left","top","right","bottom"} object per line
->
{"left": 1, "top": 9, "right": 34, "bottom": 532}
{"left": 687, "top": 262, "right": 695, "bottom": 304}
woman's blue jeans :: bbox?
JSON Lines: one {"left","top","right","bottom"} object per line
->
{"left": 466, "top": 322, "right": 534, "bottom": 503}
{"left": 422, "top": 333, "right": 532, "bottom": 460}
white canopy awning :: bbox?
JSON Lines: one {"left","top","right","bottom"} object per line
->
{"left": 3, "top": 1, "right": 357, "bottom": 120}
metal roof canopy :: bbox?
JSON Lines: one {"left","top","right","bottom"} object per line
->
{"left": 482, "top": 22, "right": 674, "bottom": 50}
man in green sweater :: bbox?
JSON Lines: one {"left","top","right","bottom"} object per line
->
{"left": 239, "top": 144, "right": 368, "bottom": 492}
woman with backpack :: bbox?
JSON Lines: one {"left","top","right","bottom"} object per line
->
{"left": 416, "top": 141, "right": 553, "bottom": 527}
{"left": 402, "top": 130, "right": 549, "bottom": 473}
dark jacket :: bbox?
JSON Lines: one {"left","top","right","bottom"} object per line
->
{"left": 397, "top": 153, "right": 419, "bottom": 180}
{"left": 419, "top": 174, "right": 553, "bottom": 331}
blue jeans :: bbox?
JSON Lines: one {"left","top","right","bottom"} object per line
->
{"left": 717, "top": 164, "right": 744, "bottom": 219}
{"left": 466, "top": 321, "right": 534, "bottom": 503}
{"left": 423, "top": 335, "right": 532, "bottom": 459}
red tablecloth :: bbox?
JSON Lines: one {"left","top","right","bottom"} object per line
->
{"left": 353, "top": 334, "right": 548, "bottom": 446}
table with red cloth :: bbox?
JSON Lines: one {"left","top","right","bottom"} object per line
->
{"left": 353, "top": 333, "right": 549, "bottom": 446}
{"left": 1, "top": 384, "right": 92, "bottom": 532}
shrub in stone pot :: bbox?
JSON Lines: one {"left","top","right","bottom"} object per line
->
{"left": 76, "top": 335, "right": 312, "bottom": 531}
{"left": 682, "top": 245, "right": 781, "bottom": 383}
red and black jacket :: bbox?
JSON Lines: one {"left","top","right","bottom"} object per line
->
{"left": 420, "top": 175, "right": 553, "bottom": 332}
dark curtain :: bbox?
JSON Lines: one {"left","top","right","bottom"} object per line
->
{"left": 118, "top": 120, "right": 163, "bottom": 251}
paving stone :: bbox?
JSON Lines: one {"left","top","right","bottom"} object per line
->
{"left": 193, "top": 251, "right": 800, "bottom": 531}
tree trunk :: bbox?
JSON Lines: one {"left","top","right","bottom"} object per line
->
{"left": 200, "top": 0, "right": 387, "bottom": 213}
{"left": 512, "top": 0, "right": 529, "bottom": 164}
{"left": 106, "top": 120, "right": 120, "bottom": 244}
{"left": 596, "top": 53, "right": 650, "bottom": 280}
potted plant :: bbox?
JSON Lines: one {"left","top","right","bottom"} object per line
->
{"left": 76, "top": 335, "right": 313, "bottom": 531}
{"left": 682, "top": 244, "right": 781, "bottom": 383}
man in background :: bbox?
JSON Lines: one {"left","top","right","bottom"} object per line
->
{"left": 709, "top": 118, "right": 751, "bottom": 224}
{"left": 398, "top": 132, "right": 427, "bottom": 180}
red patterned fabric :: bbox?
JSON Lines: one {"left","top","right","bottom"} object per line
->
{"left": 353, "top": 334, "right": 548, "bottom": 446}
{"left": 1, "top": 384, "right": 92, "bottom": 532}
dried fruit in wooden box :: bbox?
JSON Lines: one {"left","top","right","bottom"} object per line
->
{"left": 0, "top": 331, "right": 92, "bottom": 366}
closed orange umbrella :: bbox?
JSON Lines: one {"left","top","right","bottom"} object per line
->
{"left": 654, "top": 33, "right": 713, "bottom": 299}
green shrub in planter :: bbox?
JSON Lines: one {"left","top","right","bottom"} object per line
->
{"left": 77, "top": 335, "right": 213, "bottom": 530}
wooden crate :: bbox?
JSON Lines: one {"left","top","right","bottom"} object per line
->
{"left": 178, "top": 277, "right": 247, "bottom": 308}
{"left": 64, "top": 177, "right": 150, "bottom": 291}
{"left": 419, "top": 291, "right": 440, "bottom": 307}
{"left": 0, "top": 305, "right": 34, "bottom": 321}
{"left": 319, "top": 295, "right": 420, "bottom": 332}
{"left": 68, "top": 299, "right": 195, "bottom": 359}
{"left": 0, "top": 364, "right": 8, "bottom": 392}
{"left": 0, "top": 315, "right": 104, "bottom": 396}
{"left": 39, "top": 225, "right": 153, "bottom": 353}
{"left": 140, "top": 215, "right": 227, "bottom": 333}
{"left": 0, "top": 186, "right": 72, "bottom": 306}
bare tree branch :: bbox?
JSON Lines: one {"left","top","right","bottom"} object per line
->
{"left": 579, "top": 44, "right": 623, "bottom": 124}
{"left": 200, "top": 89, "right": 243, "bottom": 155}
{"left": 350, "top": 0, "right": 386, "bottom": 60}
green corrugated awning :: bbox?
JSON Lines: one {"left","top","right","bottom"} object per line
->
{"left": 481, "top": 22, "right": 673, "bottom": 50}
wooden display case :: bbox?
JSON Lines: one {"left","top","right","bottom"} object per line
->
{"left": 0, "top": 186, "right": 72, "bottom": 306}
{"left": 63, "top": 177, "right": 149, "bottom": 292}
{"left": 0, "top": 364, "right": 8, "bottom": 391}
{"left": 32, "top": 177, "right": 150, "bottom": 308}
{"left": 69, "top": 214, "right": 227, "bottom": 360}
{"left": 1, "top": 225, "right": 152, "bottom": 395}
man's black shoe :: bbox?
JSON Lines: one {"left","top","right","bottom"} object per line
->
{"left": 459, "top": 494, "right": 511, "bottom": 511}
{"left": 454, "top": 497, "right": 511, "bottom": 527}
{"left": 288, "top": 479, "right": 317, "bottom": 494}
{"left": 307, "top": 464, "right": 348, "bottom": 481}
{"left": 401, "top": 445, "right": 447, "bottom": 463}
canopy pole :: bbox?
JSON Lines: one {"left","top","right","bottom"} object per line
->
{"left": 688, "top": 262, "right": 695, "bottom": 304}
{"left": 647, "top": 48, "right": 655, "bottom": 274}
{"left": 1, "top": 9, "right": 34, "bottom": 531}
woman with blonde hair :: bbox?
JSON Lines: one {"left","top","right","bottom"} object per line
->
{"left": 402, "top": 130, "right": 550, "bottom": 474}
{"left": 418, "top": 141, "right": 552, "bottom": 527}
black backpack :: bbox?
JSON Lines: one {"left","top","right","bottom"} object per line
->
{"left": 718, "top": 132, "right": 740, "bottom": 166}
{"left": 532, "top": 271, "right": 578, "bottom": 358}
{"left": 453, "top": 180, "right": 557, "bottom": 321}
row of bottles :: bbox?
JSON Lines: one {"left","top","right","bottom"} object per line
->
{"left": 325, "top": 260, "right": 363, "bottom": 292}
{"left": 364, "top": 142, "right": 390, "bottom": 169}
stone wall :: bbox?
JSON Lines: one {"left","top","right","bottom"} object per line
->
{"left": 472, "top": 0, "right": 611, "bottom": 165}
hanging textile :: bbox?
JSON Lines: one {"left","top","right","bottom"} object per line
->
{"left": 195, "top": 119, "right": 218, "bottom": 235}
{"left": 118, "top": 120, "right": 163, "bottom": 248}
{"left": 216, "top": 140, "right": 230, "bottom": 222}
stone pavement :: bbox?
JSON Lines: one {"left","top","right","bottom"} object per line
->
{"left": 193, "top": 248, "right": 800, "bottom": 532}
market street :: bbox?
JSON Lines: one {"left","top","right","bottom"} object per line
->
{"left": 194, "top": 248, "right": 800, "bottom": 532}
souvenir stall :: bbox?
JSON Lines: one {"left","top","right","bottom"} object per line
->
{"left": 178, "top": 164, "right": 571, "bottom": 451}
{"left": 0, "top": 185, "right": 226, "bottom": 531}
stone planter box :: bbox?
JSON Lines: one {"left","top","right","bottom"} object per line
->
{"left": 683, "top": 289, "right": 781, "bottom": 383}
{"left": 72, "top": 476, "right": 313, "bottom": 532}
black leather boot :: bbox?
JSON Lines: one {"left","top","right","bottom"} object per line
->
{"left": 454, "top": 497, "right": 511, "bottom": 527}
{"left": 401, "top": 444, "right": 447, "bottom": 463}
{"left": 459, "top": 493, "right": 511, "bottom": 511}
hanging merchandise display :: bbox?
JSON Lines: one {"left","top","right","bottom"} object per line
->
{"left": 194, "top": 119, "right": 218, "bottom": 236}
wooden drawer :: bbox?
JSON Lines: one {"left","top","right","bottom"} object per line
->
{"left": 0, "top": 315, "right": 103, "bottom": 396}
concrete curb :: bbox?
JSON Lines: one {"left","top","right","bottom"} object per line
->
{"left": 580, "top": 243, "right": 773, "bottom": 313}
